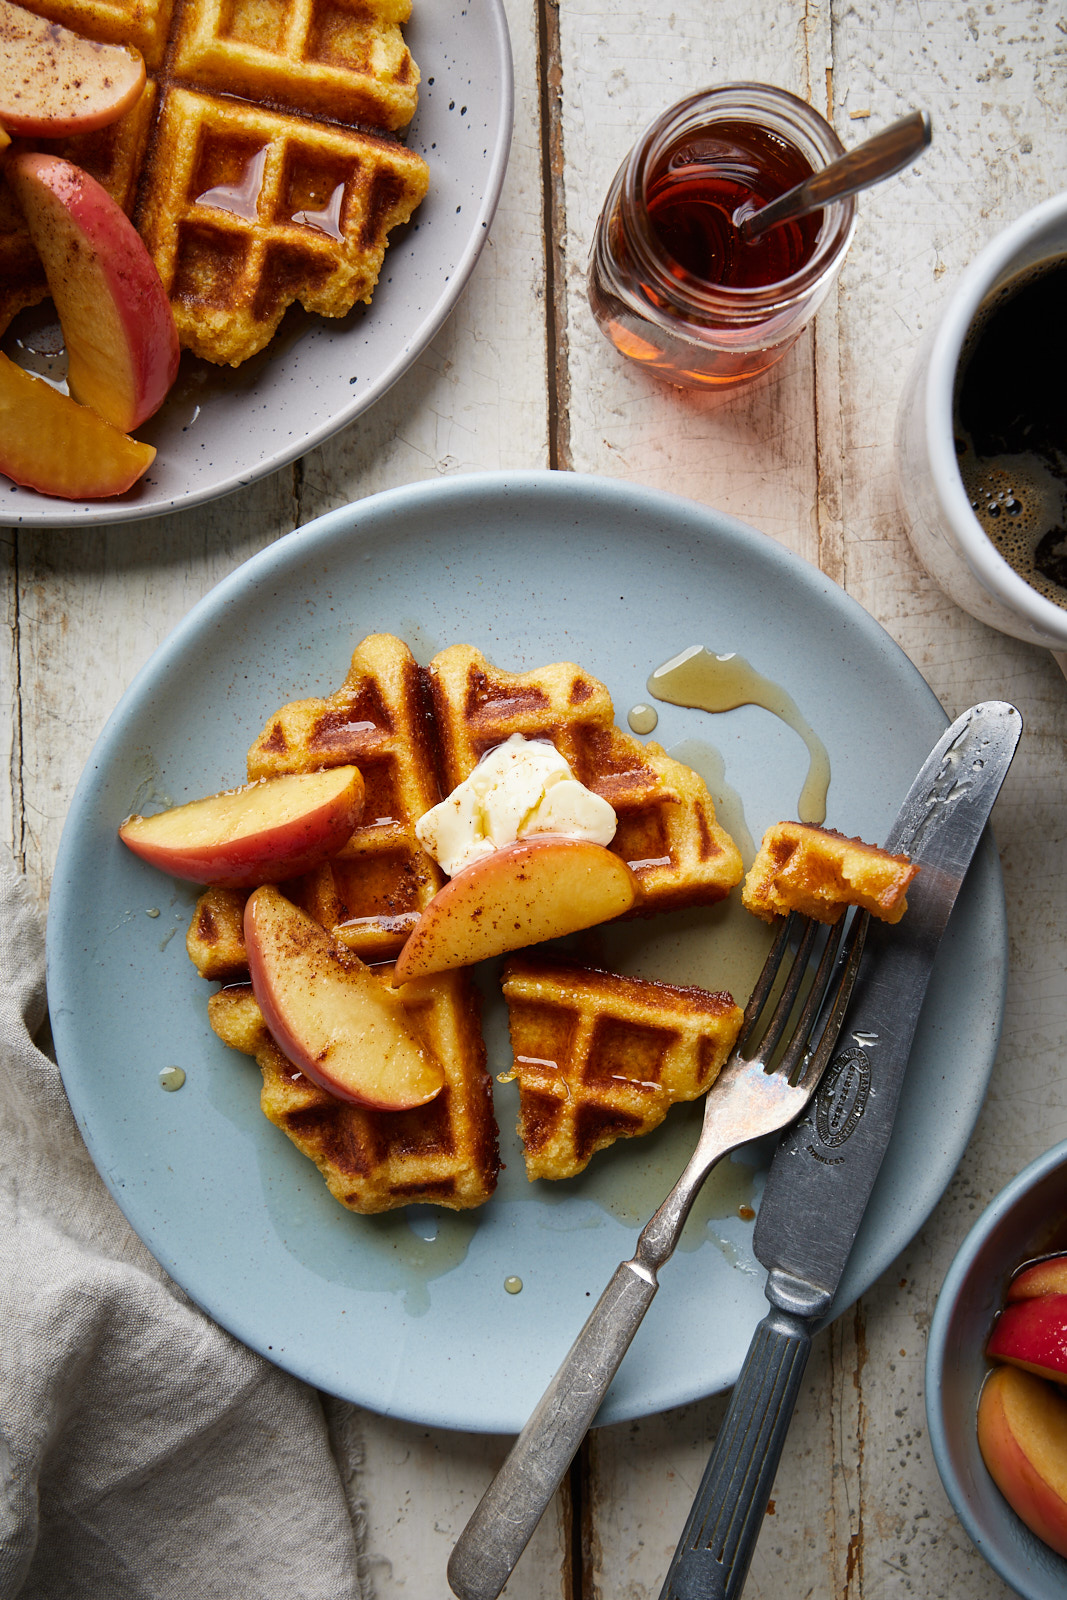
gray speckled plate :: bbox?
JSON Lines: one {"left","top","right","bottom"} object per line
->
{"left": 1, "top": 0, "right": 512, "bottom": 527}
{"left": 46, "top": 472, "right": 1007, "bottom": 1433}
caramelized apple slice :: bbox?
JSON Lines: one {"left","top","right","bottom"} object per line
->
{"left": 119, "top": 767, "right": 365, "bottom": 887}
{"left": 392, "top": 836, "right": 637, "bottom": 984}
{"left": 245, "top": 887, "right": 444, "bottom": 1110}
{"left": 0, "top": 0, "right": 145, "bottom": 136}
{"left": 7, "top": 153, "right": 179, "bottom": 432}
{"left": 0, "top": 351, "right": 154, "bottom": 498}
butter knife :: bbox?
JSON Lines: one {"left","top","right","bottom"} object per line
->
{"left": 657, "top": 698, "right": 1022, "bottom": 1600}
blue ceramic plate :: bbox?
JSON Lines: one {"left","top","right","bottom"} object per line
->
{"left": 927, "top": 1140, "right": 1067, "bottom": 1600}
{"left": 47, "top": 471, "right": 1006, "bottom": 1432}
{"left": 1, "top": 0, "right": 512, "bottom": 526}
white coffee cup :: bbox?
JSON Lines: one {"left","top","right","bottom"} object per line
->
{"left": 895, "top": 192, "right": 1067, "bottom": 663}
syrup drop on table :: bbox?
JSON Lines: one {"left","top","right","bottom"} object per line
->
{"left": 648, "top": 645, "right": 831, "bottom": 824}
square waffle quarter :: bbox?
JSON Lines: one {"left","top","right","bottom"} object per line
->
{"left": 207, "top": 969, "right": 498, "bottom": 1212}
{"left": 244, "top": 633, "right": 445, "bottom": 963}
{"left": 743, "top": 820, "right": 919, "bottom": 925}
{"left": 501, "top": 955, "right": 744, "bottom": 1181}
{"left": 428, "top": 644, "right": 743, "bottom": 916}
{"left": 138, "top": 88, "right": 428, "bottom": 365}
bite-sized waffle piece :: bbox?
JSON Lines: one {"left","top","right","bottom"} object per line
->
{"left": 245, "top": 633, "right": 445, "bottom": 962}
{"left": 501, "top": 955, "right": 744, "bottom": 1181}
{"left": 207, "top": 967, "right": 498, "bottom": 1212}
{"left": 742, "top": 820, "right": 919, "bottom": 925}
{"left": 427, "top": 645, "right": 743, "bottom": 916}
{"left": 186, "top": 883, "right": 248, "bottom": 980}
{"left": 1, "top": 0, "right": 427, "bottom": 362}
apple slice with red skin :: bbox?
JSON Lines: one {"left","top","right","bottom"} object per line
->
{"left": 0, "top": 0, "right": 145, "bottom": 136}
{"left": 978, "top": 1364, "right": 1067, "bottom": 1557}
{"left": 391, "top": 835, "right": 637, "bottom": 985}
{"left": 987, "top": 1294, "right": 1067, "bottom": 1384}
{"left": 1009, "top": 1255, "right": 1067, "bottom": 1301}
{"left": 7, "top": 152, "right": 179, "bottom": 432}
{"left": 119, "top": 766, "right": 365, "bottom": 887}
{"left": 0, "top": 350, "right": 155, "bottom": 498}
{"left": 245, "top": 886, "right": 444, "bottom": 1110}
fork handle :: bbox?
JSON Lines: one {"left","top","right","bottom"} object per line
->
{"left": 657, "top": 1304, "right": 815, "bottom": 1600}
{"left": 447, "top": 1257, "right": 659, "bottom": 1600}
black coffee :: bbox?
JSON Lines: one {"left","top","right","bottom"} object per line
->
{"left": 953, "top": 254, "right": 1067, "bottom": 609}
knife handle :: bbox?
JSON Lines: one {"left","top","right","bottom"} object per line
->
{"left": 448, "top": 1257, "right": 659, "bottom": 1600}
{"left": 657, "top": 1305, "right": 813, "bottom": 1600}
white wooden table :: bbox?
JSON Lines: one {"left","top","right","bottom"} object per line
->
{"left": 4, "top": 1, "right": 1067, "bottom": 1595}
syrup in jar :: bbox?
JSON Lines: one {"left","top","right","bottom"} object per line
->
{"left": 588, "top": 84, "right": 856, "bottom": 389}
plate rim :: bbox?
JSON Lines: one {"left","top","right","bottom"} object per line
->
{"left": 45, "top": 469, "right": 1009, "bottom": 1430}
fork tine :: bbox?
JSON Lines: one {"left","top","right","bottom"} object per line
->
{"left": 790, "top": 908, "right": 870, "bottom": 1092}
{"left": 736, "top": 912, "right": 819, "bottom": 1057}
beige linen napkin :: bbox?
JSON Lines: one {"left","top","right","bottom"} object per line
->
{"left": 0, "top": 857, "right": 367, "bottom": 1599}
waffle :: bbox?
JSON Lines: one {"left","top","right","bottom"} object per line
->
{"left": 501, "top": 955, "right": 744, "bottom": 1181}
{"left": 0, "top": 0, "right": 428, "bottom": 363}
{"left": 207, "top": 968, "right": 498, "bottom": 1212}
{"left": 742, "top": 821, "right": 919, "bottom": 925}
{"left": 244, "top": 632, "right": 445, "bottom": 962}
{"left": 428, "top": 645, "right": 744, "bottom": 916}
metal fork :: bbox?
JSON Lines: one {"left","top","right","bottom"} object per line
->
{"left": 447, "top": 907, "right": 870, "bottom": 1600}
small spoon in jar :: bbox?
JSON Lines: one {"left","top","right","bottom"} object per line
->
{"left": 735, "top": 109, "right": 932, "bottom": 242}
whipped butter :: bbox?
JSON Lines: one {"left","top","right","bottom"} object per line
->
{"left": 416, "top": 734, "right": 617, "bottom": 876}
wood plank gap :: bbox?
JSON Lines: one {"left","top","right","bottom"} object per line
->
{"left": 570, "top": 1439, "right": 586, "bottom": 1598}
{"left": 536, "top": 0, "right": 571, "bottom": 471}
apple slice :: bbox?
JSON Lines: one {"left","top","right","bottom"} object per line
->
{"left": 391, "top": 836, "right": 637, "bottom": 985}
{"left": 987, "top": 1294, "right": 1067, "bottom": 1384}
{"left": 0, "top": 0, "right": 145, "bottom": 136}
{"left": 1009, "top": 1255, "right": 1067, "bottom": 1301}
{"left": 7, "top": 152, "right": 179, "bottom": 432}
{"left": 119, "top": 767, "right": 365, "bottom": 887}
{"left": 245, "top": 886, "right": 444, "bottom": 1110}
{"left": 978, "top": 1364, "right": 1067, "bottom": 1557}
{"left": 0, "top": 350, "right": 154, "bottom": 498}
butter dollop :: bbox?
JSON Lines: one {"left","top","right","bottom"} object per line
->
{"left": 416, "top": 734, "right": 617, "bottom": 876}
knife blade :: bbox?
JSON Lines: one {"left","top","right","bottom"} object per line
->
{"left": 657, "top": 699, "right": 1022, "bottom": 1600}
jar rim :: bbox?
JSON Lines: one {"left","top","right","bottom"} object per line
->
{"left": 621, "top": 82, "right": 857, "bottom": 319}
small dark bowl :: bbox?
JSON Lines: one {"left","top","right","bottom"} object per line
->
{"left": 926, "top": 1138, "right": 1067, "bottom": 1599}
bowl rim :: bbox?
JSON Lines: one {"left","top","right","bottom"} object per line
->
{"left": 926, "top": 1135, "right": 1067, "bottom": 1596}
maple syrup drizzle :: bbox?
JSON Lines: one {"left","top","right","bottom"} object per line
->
{"left": 292, "top": 182, "right": 346, "bottom": 240}
{"left": 196, "top": 147, "right": 268, "bottom": 221}
{"left": 647, "top": 645, "right": 831, "bottom": 824}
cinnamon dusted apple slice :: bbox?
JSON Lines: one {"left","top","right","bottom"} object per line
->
{"left": 0, "top": 0, "right": 145, "bottom": 136}
{"left": 7, "top": 153, "right": 179, "bottom": 432}
{"left": 0, "top": 351, "right": 155, "bottom": 498}
{"left": 119, "top": 767, "right": 365, "bottom": 887}
{"left": 391, "top": 836, "right": 637, "bottom": 985}
{"left": 245, "top": 887, "right": 444, "bottom": 1110}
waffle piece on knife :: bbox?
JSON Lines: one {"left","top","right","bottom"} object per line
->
{"left": 427, "top": 645, "right": 744, "bottom": 916}
{"left": 0, "top": 0, "right": 428, "bottom": 362}
{"left": 743, "top": 820, "right": 919, "bottom": 925}
{"left": 207, "top": 966, "right": 498, "bottom": 1213}
{"left": 501, "top": 955, "right": 744, "bottom": 1181}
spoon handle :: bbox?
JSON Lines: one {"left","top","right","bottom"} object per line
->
{"left": 740, "top": 109, "right": 931, "bottom": 241}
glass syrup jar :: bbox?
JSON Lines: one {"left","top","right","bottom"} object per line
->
{"left": 588, "top": 83, "right": 857, "bottom": 390}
